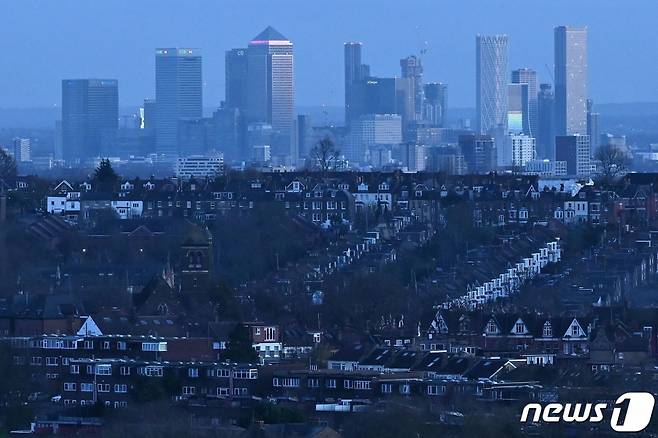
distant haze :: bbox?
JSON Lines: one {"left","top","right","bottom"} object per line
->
{"left": 1, "top": 0, "right": 657, "bottom": 109}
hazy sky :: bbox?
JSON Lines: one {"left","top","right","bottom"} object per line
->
{"left": 1, "top": 0, "right": 657, "bottom": 109}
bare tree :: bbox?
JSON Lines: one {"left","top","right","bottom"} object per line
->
{"left": 595, "top": 143, "right": 631, "bottom": 183}
{"left": 310, "top": 137, "right": 340, "bottom": 172}
{"left": 0, "top": 148, "right": 17, "bottom": 182}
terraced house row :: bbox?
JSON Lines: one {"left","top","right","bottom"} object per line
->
{"left": 35, "top": 172, "right": 658, "bottom": 230}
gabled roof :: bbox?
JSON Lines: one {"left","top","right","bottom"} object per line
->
{"left": 77, "top": 316, "right": 102, "bottom": 336}
{"left": 251, "top": 26, "right": 288, "bottom": 42}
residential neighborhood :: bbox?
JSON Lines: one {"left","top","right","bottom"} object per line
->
{"left": 3, "top": 167, "right": 658, "bottom": 436}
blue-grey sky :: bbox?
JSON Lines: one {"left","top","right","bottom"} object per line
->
{"left": 1, "top": 0, "right": 656, "bottom": 109}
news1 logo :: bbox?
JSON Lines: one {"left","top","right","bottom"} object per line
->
{"left": 520, "top": 392, "right": 655, "bottom": 432}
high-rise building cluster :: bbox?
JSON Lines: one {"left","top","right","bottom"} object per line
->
{"left": 341, "top": 43, "right": 450, "bottom": 170}
{"left": 58, "top": 27, "right": 295, "bottom": 172}
{"left": 466, "top": 26, "right": 591, "bottom": 177}
{"left": 53, "top": 24, "right": 595, "bottom": 177}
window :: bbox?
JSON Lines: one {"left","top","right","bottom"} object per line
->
{"left": 542, "top": 322, "right": 552, "bottom": 338}
{"left": 354, "top": 380, "right": 371, "bottom": 390}
{"left": 515, "top": 322, "right": 525, "bottom": 334}
{"left": 97, "top": 384, "right": 110, "bottom": 393}
{"left": 117, "top": 341, "right": 126, "bottom": 351}
{"left": 381, "top": 383, "right": 392, "bottom": 394}
{"left": 142, "top": 342, "right": 166, "bottom": 352}
{"left": 344, "top": 380, "right": 353, "bottom": 389}
{"left": 233, "top": 387, "right": 248, "bottom": 396}
{"left": 30, "top": 357, "right": 42, "bottom": 366}
{"left": 182, "top": 386, "right": 196, "bottom": 395}
{"left": 84, "top": 340, "right": 94, "bottom": 349}
{"left": 86, "top": 365, "right": 93, "bottom": 374}
{"left": 213, "top": 368, "right": 231, "bottom": 378}
{"left": 427, "top": 385, "right": 446, "bottom": 395}
{"left": 70, "top": 365, "right": 80, "bottom": 374}
{"left": 46, "top": 357, "right": 58, "bottom": 366}
{"left": 217, "top": 387, "right": 230, "bottom": 396}
{"left": 95, "top": 364, "right": 112, "bottom": 375}
{"left": 139, "top": 366, "right": 163, "bottom": 377}
{"left": 62, "top": 357, "right": 69, "bottom": 365}
{"left": 264, "top": 327, "right": 276, "bottom": 341}
{"left": 102, "top": 341, "right": 110, "bottom": 350}
{"left": 307, "top": 378, "right": 319, "bottom": 388}
{"left": 280, "top": 377, "right": 300, "bottom": 388}
{"left": 120, "top": 366, "right": 130, "bottom": 376}
{"left": 64, "top": 382, "right": 76, "bottom": 392}
{"left": 326, "top": 379, "right": 336, "bottom": 389}
{"left": 399, "top": 384, "right": 411, "bottom": 395}
{"left": 231, "top": 369, "right": 257, "bottom": 379}
{"left": 188, "top": 368, "right": 199, "bottom": 378}
{"left": 114, "top": 384, "right": 128, "bottom": 393}
{"left": 571, "top": 323, "right": 580, "bottom": 336}
{"left": 81, "top": 383, "right": 94, "bottom": 392}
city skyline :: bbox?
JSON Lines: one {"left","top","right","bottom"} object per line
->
{"left": 2, "top": 0, "right": 657, "bottom": 109}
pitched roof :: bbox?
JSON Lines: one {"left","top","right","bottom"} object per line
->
{"left": 251, "top": 26, "right": 288, "bottom": 42}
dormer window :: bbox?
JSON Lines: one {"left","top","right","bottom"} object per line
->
{"left": 436, "top": 316, "right": 448, "bottom": 334}
{"left": 542, "top": 322, "right": 552, "bottom": 338}
{"left": 486, "top": 320, "right": 499, "bottom": 335}
{"left": 515, "top": 321, "right": 525, "bottom": 334}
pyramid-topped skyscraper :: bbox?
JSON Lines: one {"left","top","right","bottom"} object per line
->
{"left": 244, "top": 26, "right": 294, "bottom": 162}
{"left": 250, "top": 26, "right": 288, "bottom": 43}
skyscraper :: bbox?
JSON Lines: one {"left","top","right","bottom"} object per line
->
{"left": 12, "top": 138, "right": 31, "bottom": 162}
{"left": 587, "top": 99, "right": 600, "bottom": 154}
{"left": 511, "top": 68, "right": 538, "bottom": 137}
{"left": 423, "top": 82, "right": 448, "bottom": 127}
{"left": 62, "top": 79, "right": 118, "bottom": 163}
{"left": 347, "top": 114, "right": 402, "bottom": 164}
{"left": 155, "top": 48, "right": 202, "bottom": 158}
{"left": 400, "top": 55, "right": 423, "bottom": 121}
{"left": 507, "top": 83, "right": 527, "bottom": 134}
{"left": 554, "top": 26, "right": 588, "bottom": 136}
{"left": 556, "top": 135, "right": 590, "bottom": 176}
{"left": 293, "top": 114, "right": 313, "bottom": 162}
{"left": 355, "top": 76, "right": 398, "bottom": 115}
{"left": 345, "top": 42, "right": 365, "bottom": 126}
{"left": 537, "top": 83, "right": 555, "bottom": 160}
{"left": 476, "top": 35, "right": 508, "bottom": 134}
{"left": 506, "top": 133, "right": 536, "bottom": 168}
{"left": 246, "top": 26, "right": 294, "bottom": 159}
{"left": 225, "top": 48, "right": 248, "bottom": 110}
{"left": 459, "top": 134, "right": 496, "bottom": 174}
